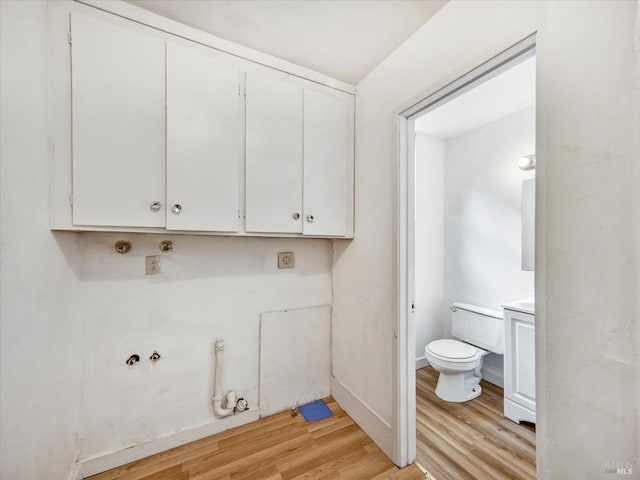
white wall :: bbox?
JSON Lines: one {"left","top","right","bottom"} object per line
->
{"left": 539, "top": 1, "right": 638, "bottom": 476}
{"left": 0, "top": 2, "right": 81, "bottom": 479}
{"left": 76, "top": 233, "right": 332, "bottom": 461}
{"left": 443, "top": 107, "right": 535, "bottom": 384}
{"left": 415, "top": 107, "right": 535, "bottom": 383}
{"left": 414, "top": 134, "right": 445, "bottom": 364}
{"left": 1, "top": 1, "right": 333, "bottom": 473}
{"left": 444, "top": 106, "right": 535, "bottom": 314}
{"left": 333, "top": 0, "right": 639, "bottom": 476}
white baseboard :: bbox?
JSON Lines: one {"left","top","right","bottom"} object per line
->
{"left": 482, "top": 368, "right": 503, "bottom": 388}
{"left": 330, "top": 376, "right": 393, "bottom": 460}
{"left": 78, "top": 409, "right": 259, "bottom": 478}
{"left": 65, "top": 462, "right": 82, "bottom": 480}
{"left": 415, "top": 356, "right": 429, "bottom": 370}
{"left": 504, "top": 398, "right": 536, "bottom": 424}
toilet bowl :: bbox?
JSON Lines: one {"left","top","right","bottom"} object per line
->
{"left": 424, "top": 339, "right": 488, "bottom": 402}
{"left": 425, "top": 302, "right": 504, "bottom": 403}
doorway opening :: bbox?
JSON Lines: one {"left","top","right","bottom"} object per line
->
{"left": 392, "top": 34, "right": 540, "bottom": 477}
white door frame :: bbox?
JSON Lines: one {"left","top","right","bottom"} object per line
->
{"left": 392, "top": 34, "right": 537, "bottom": 468}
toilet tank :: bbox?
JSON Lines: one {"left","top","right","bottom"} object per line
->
{"left": 451, "top": 302, "right": 504, "bottom": 354}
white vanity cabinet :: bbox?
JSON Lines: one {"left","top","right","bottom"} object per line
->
{"left": 245, "top": 72, "right": 353, "bottom": 237}
{"left": 54, "top": 4, "right": 354, "bottom": 238}
{"left": 503, "top": 306, "right": 536, "bottom": 424}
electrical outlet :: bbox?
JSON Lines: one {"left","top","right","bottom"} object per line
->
{"left": 278, "top": 252, "right": 295, "bottom": 269}
{"left": 145, "top": 255, "right": 161, "bottom": 275}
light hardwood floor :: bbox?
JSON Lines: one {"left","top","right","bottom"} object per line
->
{"left": 416, "top": 367, "right": 536, "bottom": 480}
{"left": 88, "top": 397, "right": 425, "bottom": 480}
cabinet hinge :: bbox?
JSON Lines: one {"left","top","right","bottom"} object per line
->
{"left": 68, "top": 31, "right": 72, "bottom": 45}
{"left": 69, "top": 194, "right": 74, "bottom": 206}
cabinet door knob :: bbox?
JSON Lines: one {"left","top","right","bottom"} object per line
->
{"left": 172, "top": 204, "right": 182, "bottom": 214}
{"left": 292, "top": 212, "right": 300, "bottom": 220}
{"left": 150, "top": 201, "right": 161, "bottom": 212}
{"left": 306, "top": 215, "right": 314, "bottom": 223}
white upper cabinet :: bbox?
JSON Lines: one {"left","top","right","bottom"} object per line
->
{"left": 71, "top": 12, "right": 166, "bottom": 227}
{"left": 245, "top": 73, "right": 304, "bottom": 234}
{"left": 55, "top": 5, "right": 354, "bottom": 238}
{"left": 245, "top": 73, "right": 354, "bottom": 236}
{"left": 166, "top": 43, "right": 242, "bottom": 232}
{"left": 303, "top": 89, "right": 350, "bottom": 237}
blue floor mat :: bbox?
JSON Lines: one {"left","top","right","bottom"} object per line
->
{"left": 298, "top": 399, "right": 333, "bottom": 422}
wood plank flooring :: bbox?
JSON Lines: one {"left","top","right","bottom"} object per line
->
{"left": 416, "top": 367, "right": 536, "bottom": 480}
{"left": 88, "top": 397, "right": 425, "bottom": 480}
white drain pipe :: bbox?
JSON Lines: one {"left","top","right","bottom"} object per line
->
{"left": 213, "top": 339, "right": 235, "bottom": 417}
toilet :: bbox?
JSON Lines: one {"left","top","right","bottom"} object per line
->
{"left": 424, "top": 302, "right": 504, "bottom": 403}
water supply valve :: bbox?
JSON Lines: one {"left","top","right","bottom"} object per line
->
{"left": 236, "top": 398, "right": 249, "bottom": 412}
{"left": 125, "top": 354, "right": 140, "bottom": 366}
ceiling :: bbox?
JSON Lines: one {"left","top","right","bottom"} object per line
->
{"left": 414, "top": 56, "right": 536, "bottom": 139}
{"left": 125, "top": 0, "right": 447, "bottom": 84}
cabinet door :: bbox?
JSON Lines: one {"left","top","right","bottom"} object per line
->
{"left": 166, "top": 43, "right": 241, "bottom": 232}
{"left": 71, "top": 13, "right": 165, "bottom": 227}
{"left": 303, "top": 89, "right": 350, "bottom": 236}
{"left": 245, "top": 73, "right": 303, "bottom": 233}
{"left": 506, "top": 311, "right": 536, "bottom": 411}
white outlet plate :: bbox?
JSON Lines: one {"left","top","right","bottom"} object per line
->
{"left": 145, "top": 255, "right": 161, "bottom": 275}
{"left": 278, "top": 252, "right": 295, "bottom": 269}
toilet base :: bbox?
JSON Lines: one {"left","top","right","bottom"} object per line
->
{"left": 434, "top": 370, "right": 482, "bottom": 403}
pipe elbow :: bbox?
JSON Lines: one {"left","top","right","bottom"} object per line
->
{"left": 213, "top": 396, "right": 234, "bottom": 417}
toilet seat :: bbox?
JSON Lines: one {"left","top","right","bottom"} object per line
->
{"left": 426, "top": 339, "right": 480, "bottom": 362}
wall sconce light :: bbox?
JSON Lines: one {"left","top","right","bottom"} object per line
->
{"left": 518, "top": 154, "right": 536, "bottom": 171}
